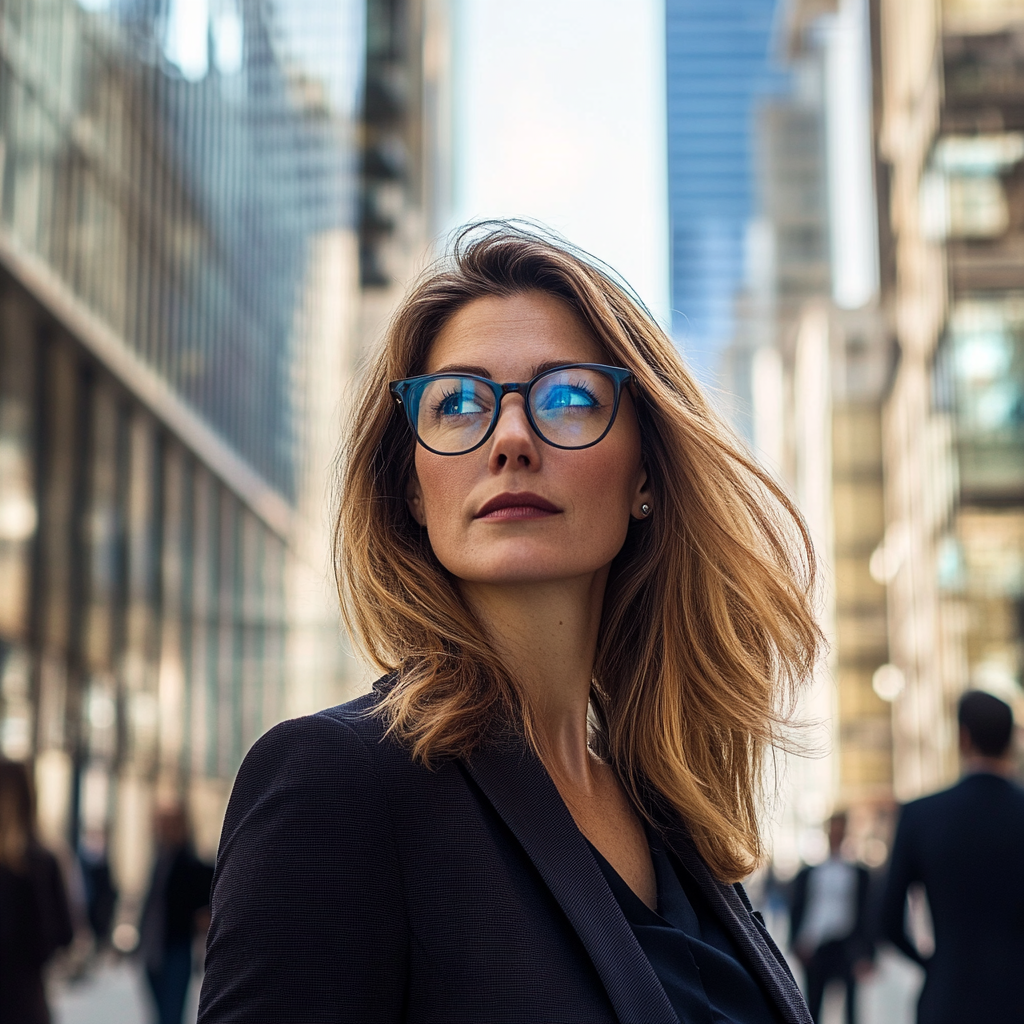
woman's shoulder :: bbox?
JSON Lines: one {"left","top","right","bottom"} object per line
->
{"left": 314, "top": 676, "right": 394, "bottom": 742}
{"left": 203, "top": 680, "right": 413, "bottom": 1021}
{"left": 231, "top": 675, "right": 408, "bottom": 800}
{"left": 218, "top": 679, "right": 408, "bottom": 861}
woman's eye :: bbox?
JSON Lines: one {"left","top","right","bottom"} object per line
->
{"left": 540, "top": 384, "right": 598, "bottom": 410}
{"left": 437, "top": 391, "right": 485, "bottom": 416}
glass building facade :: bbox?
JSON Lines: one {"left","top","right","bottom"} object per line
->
{"left": 0, "top": 0, "right": 368, "bottom": 898}
{"left": 664, "top": 0, "right": 789, "bottom": 374}
{"left": 0, "top": 0, "right": 361, "bottom": 498}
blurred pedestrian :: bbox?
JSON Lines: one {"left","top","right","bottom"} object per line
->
{"left": 138, "top": 805, "right": 213, "bottom": 1024}
{"left": 0, "top": 758, "right": 73, "bottom": 1024}
{"left": 789, "top": 812, "right": 872, "bottom": 1024}
{"left": 79, "top": 828, "right": 117, "bottom": 951}
{"left": 881, "top": 689, "right": 1024, "bottom": 1024}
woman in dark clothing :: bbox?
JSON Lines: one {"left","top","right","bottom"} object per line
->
{"left": 199, "top": 223, "right": 822, "bottom": 1023}
{"left": 0, "top": 759, "right": 73, "bottom": 1024}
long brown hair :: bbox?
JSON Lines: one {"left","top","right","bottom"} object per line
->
{"left": 0, "top": 759, "right": 35, "bottom": 873}
{"left": 335, "top": 222, "right": 822, "bottom": 881}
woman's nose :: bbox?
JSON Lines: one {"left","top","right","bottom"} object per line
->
{"left": 488, "top": 395, "right": 541, "bottom": 470}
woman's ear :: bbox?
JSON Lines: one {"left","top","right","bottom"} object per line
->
{"left": 631, "top": 464, "right": 651, "bottom": 520}
{"left": 406, "top": 468, "right": 426, "bottom": 526}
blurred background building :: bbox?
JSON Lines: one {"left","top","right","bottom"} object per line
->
{"left": 715, "top": 0, "right": 1024, "bottom": 876}
{"left": 873, "top": 0, "right": 1024, "bottom": 802}
{"left": 0, "top": 0, "right": 441, "bottom": 937}
{"left": 692, "top": 0, "right": 1024, "bottom": 880}
{"left": 699, "top": 0, "right": 895, "bottom": 872}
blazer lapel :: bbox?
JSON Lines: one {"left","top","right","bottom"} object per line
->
{"left": 463, "top": 742, "right": 678, "bottom": 1024}
{"left": 656, "top": 813, "right": 812, "bottom": 1024}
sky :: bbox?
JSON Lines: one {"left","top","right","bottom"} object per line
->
{"left": 449, "top": 0, "right": 671, "bottom": 329}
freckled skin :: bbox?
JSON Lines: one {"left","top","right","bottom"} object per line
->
{"left": 406, "top": 292, "right": 648, "bottom": 586}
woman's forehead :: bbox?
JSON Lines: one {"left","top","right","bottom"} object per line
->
{"left": 423, "top": 292, "right": 606, "bottom": 377}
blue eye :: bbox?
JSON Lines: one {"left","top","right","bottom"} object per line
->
{"left": 434, "top": 388, "right": 487, "bottom": 418}
{"left": 536, "top": 382, "right": 599, "bottom": 413}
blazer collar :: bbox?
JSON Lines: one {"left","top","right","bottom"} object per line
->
{"left": 465, "top": 735, "right": 811, "bottom": 1024}
{"left": 463, "top": 740, "right": 679, "bottom": 1024}
{"left": 653, "top": 809, "right": 812, "bottom": 1024}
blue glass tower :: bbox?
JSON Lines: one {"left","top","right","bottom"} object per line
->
{"left": 665, "top": 0, "right": 788, "bottom": 374}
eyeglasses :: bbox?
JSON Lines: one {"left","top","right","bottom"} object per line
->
{"left": 390, "top": 363, "right": 633, "bottom": 456}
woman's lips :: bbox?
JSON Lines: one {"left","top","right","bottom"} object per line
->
{"left": 475, "top": 492, "right": 562, "bottom": 520}
{"left": 478, "top": 505, "right": 558, "bottom": 521}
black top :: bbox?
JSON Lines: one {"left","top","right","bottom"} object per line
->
{"left": 881, "top": 772, "right": 1024, "bottom": 1024}
{"left": 587, "top": 831, "right": 781, "bottom": 1024}
{"left": 0, "top": 843, "right": 74, "bottom": 1024}
{"left": 198, "top": 680, "right": 811, "bottom": 1023}
{"left": 162, "top": 848, "right": 214, "bottom": 942}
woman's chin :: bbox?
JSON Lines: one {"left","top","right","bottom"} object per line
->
{"left": 461, "top": 569, "right": 572, "bottom": 588}
{"left": 449, "top": 552, "right": 612, "bottom": 589}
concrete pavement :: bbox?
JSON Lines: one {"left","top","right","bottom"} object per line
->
{"left": 52, "top": 959, "right": 200, "bottom": 1024}
{"left": 50, "top": 947, "right": 922, "bottom": 1024}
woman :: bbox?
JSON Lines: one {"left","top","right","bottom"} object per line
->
{"left": 199, "top": 223, "right": 821, "bottom": 1023}
{"left": 0, "top": 759, "right": 73, "bottom": 1024}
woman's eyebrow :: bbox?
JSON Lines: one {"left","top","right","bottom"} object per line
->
{"left": 431, "top": 363, "right": 491, "bottom": 377}
{"left": 429, "top": 360, "right": 583, "bottom": 380}
{"left": 531, "top": 360, "right": 577, "bottom": 376}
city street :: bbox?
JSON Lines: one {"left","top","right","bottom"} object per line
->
{"left": 49, "top": 949, "right": 920, "bottom": 1024}
{"left": 1, "top": 0, "right": 1021, "bottom": 1021}
{"left": 823, "top": 950, "right": 924, "bottom": 1024}
{"left": 52, "top": 960, "right": 200, "bottom": 1024}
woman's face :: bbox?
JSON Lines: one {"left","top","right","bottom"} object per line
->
{"left": 406, "top": 291, "right": 648, "bottom": 587}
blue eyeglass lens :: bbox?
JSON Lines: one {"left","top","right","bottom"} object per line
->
{"left": 529, "top": 368, "right": 615, "bottom": 447}
{"left": 414, "top": 376, "right": 496, "bottom": 452}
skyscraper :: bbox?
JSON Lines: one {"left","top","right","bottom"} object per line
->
{"left": 665, "top": 0, "right": 788, "bottom": 375}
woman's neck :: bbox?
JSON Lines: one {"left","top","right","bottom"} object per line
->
{"left": 461, "top": 570, "right": 607, "bottom": 788}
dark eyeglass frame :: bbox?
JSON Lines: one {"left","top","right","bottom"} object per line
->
{"left": 389, "top": 362, "right": 634, "bottom": 456}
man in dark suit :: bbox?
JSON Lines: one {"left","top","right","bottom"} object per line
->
{"left": 789, "top": 812, "right": 872, "bottom": 1024}
{"left": 881, "top": 689, "right": 1024, "bottom": 1024}
{"left": 139, "top": 805, "right": 214, "bottom": 1024}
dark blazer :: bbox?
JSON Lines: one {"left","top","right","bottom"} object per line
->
{"left": 881, "top": 772, "right": 1024, "bottom": 1024}
{"left": 789, "top": 859, "right": 872, "bottom": 961}
{"left": 199, "top": 681, "right": 811, "bottom": 1023}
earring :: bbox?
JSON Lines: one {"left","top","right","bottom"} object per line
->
{"left": 640, "top": 503, "right": 651, "bottom": 517}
